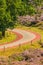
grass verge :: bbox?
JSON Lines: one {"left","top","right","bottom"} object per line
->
{"left": 0, "top": 25, "right": 43, "bottom": 56}
{"left": 0, "top": 31, "right": 17, "bottom": 44}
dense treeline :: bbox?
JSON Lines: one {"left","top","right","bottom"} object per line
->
{"left": 0, "top": 0, "right": 43, "bottom": 37}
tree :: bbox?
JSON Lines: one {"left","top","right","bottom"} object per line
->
{"left": 0, "top": 0, "right": 43, "bottom": 37}
{"left": 0, "top": 0, "right": 6, "bottom": 37}
{"left": 0, "top": 0, "right": 16, "bottom": 37}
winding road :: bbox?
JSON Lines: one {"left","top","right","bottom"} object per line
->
{"left": 0, "top": 29, "right": 40, "bottom": 50}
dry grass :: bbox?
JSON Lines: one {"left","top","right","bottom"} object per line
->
{"left": 0, "top": 25, "right": 43, "bottom": 56}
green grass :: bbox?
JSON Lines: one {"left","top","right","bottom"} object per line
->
{"left": 0, "top": 31, "right": 17, "bottom": 44}
{"left": 0, "top": 25, "right": 43, "bottom": 56}
{"left": 16, "top": 24, "right": 43, "bottom": 42}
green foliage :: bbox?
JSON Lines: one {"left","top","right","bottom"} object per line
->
{"left": 12, "top": 55, "right": 23, "bottom": 61}
{"left": 0, "top": 0, "right": 43, "bottom": 36}
{"left": 0, "top": 0, "right": 16, "bottom": 37}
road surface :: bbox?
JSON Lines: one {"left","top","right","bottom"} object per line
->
{"left": 0, "top": 29, "right": 40, "bottom": 50}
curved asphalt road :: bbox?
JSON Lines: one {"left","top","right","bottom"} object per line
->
{"left": 0, "top": 29, "right": 37, "bottom": 50}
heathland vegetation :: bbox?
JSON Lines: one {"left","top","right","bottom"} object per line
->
{"left": 0, "top": 0, "right": 43, "bottom": 65}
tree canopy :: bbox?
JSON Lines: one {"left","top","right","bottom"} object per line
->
{"left": 0, "top": 0, "right": 43, "bottom": 37}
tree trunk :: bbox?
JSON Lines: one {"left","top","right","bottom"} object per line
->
{"left": 2, "top": 31, "right": 5, "bottom": 37}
